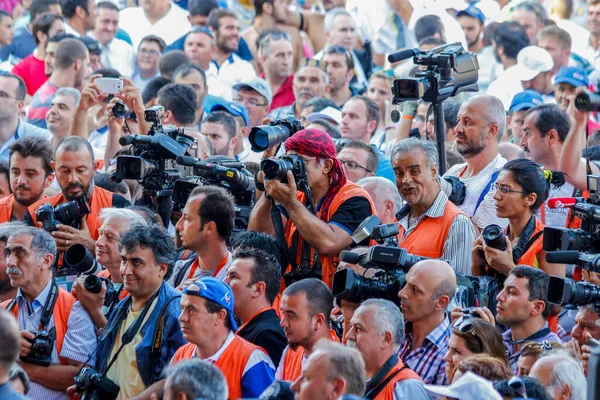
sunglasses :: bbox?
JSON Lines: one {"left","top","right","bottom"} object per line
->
{"left": 452, "top": 316, "right": 484, "bottom": 349}
{"left": 508, "top": 376, "right": 528, "bottom": 399}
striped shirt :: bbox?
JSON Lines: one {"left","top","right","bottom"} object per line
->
{"left": 398, "top": 316, "right": 450, "bottom": 385}
{"left": 13, "top": 281, "right": 97, "bottom": 400}
{"left": 502, "top": 323, "right": 562, "bottom": 374}
{"left": 397, "top": 190, "right": 476, "bottom": 275}
{"left": 27, "top": 81, "right": 58, "bottom": 129}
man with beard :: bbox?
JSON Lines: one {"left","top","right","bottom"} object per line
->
{"left": 25, "top": 136, "right": 130, "bottom": 253}
{"left": 322, "top": 45, "right": 354, "bottom": 108}
{"left": 257, "top": 32, "right": 294, "bottom": 111}
{"left": 0, "top": 137, "right": 54, "bottom": 224}
{"left": 27, "top": 38, "right": 91, "bottom": 129}
{"left": 268, "top": 59, "right": 328, "bottom": 119}
{"left": 206, "top": 9, "right": 256, "bottom": 90}
{"left": 200, "top": 111, "right": 238, "bottom": 159}
{"left": 62, "top": 0, "right": 96, "bottom": 37}
{"left": 444, "top": 95, "right": 509, "bottom": 232}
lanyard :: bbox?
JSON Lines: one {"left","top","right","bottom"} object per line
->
{"left": 7, "top": 280, "right": 58, "bottom": 331}
{"left": 237, "top": 306, "right": 272, "bottom": 332}
{"left": 187, "top": 254, "right": 229, "bottom": 280}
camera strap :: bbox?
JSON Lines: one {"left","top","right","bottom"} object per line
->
{"left": 364, "top": 354, "right": 403, "bottom": 400}
{"left": 509, "top": 216, "right": 543, "bottom": 264}
{"left": 474, "top": 171, "right": 500, "bottom": 216}
{"left": 150, "top": 295, "right": 181, "bottom": 362}
{"left": 6, "top": 280, "right": 59, "bottom": 331}
{"left": 270, "top": 199, "right": 290, "bottom": 276}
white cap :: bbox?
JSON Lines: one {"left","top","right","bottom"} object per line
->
{"left": 424, "top": 372, "right": 503, "bottom": 400}
{"left": 513, "top": 46, "right": 554, "bottom": 82}
{"left": 306, "top": 107, "right": 342, "bottom": 125}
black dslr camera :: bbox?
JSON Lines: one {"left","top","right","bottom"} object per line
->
{"left": 21, "top": 329, "right": 55, "bottom": 366}
{"left": 36, "top": 197, "right": 90, "bottom": 232}
{"left": 84, "top": 275, "right": 119, "bottom": 308}
{"left": 261, "top": 154, "right": 307, "bottom": 185}
{"left": 249, "top": 116, "right": 303, "bottom": 152}
{"left": 75, "top": 367, "right": 120, "bottom": 400}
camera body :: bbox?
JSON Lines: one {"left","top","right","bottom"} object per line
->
{"left": 261, "top": 154, "right": 307, "bottom": 185}
{"left": 75, "top": 367, "right": 120, "bottom": 400}
{"left": 112, "top": 101, "right": 135, "bottom": 119}
{"left": 249, "top": 116, "right": 304, "bottom": 152}
{"left": 20, "top": 329, "right": 55, "bottom": 367}
{"left": 84, "top": 275, "right": 119, "bottom": 308}
{"left": 36, "top": 197, "right": 90, "bottom": 232}
{"left": 440, "top": 176, "right": 467, "bottom": 206}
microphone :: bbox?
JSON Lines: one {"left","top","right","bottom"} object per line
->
{"left": 340, "top": 250, "right": 361, "bottom": 265}
{"left": 119, "top": 135, "right": 135, "bottom": 146}
{"left": 545, "top": 250, "right": 581, "bottom": 264}
{"left": 547, "top": 197, "right": 585, "bottom": 209}
{"left": 176, "top": 155, "right": 198, "bottom": 166}
{"left": 387, "top": 48, "right": 419, "bottom": 64}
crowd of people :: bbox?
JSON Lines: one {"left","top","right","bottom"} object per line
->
{"left": 0, "top": 0, "right": 599, "bottom": 399}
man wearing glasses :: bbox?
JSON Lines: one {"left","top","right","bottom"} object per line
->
{"left": 132, "top": 35, "right": 165, "bottom": 92}
{"left": 336, "top": 139, "right": 376, "bottom": 183}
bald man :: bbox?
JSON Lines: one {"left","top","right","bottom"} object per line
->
{"left": 529, "top": 354, "right": 587, "bottom": 400}
{"left": 397, "top": 260, "right": 456, "bottom": 385}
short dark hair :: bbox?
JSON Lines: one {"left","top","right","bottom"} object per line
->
{"left": 230, "top": 231, "right": 288, "bottom": 272}
{"left": 494, "top": 377, "right": 552, "bottom": 400}
{"left": 54, "top": 38, "right": 88, "bottom": 70}
{"left": 415, "top": 14, "right": 444, "bottom": 43}
{"left": 94, "top": 172, "right": 129, "bottom": 197}
{"left": 30, "top": 0, "right": 61, "bottom": 22}
{"left": 205, "top": 297, "right": 233, "bottom": 330}
{"left": 493, "top": 21, "right": 530, "bottom": 60}
{"left": 304, "top": 97, "right": 338, "bottom": 113}
{"left": 96, "top": 1, "right": 118, "bottom": 12}
{"left": 419, "top": 36, "right": 445, "bottom": 47}
{"left": 351, "top": 96, "right": 380, "bottom": 132}
{"left": 207, "top": 8, "right": 237, "bottom": 32}
{"left": 139, "top": 34, "right": 167, "bottom": 53}
{"left": 32, "top": 13, "right": 64, "bottom": 46}
{"left": 0, "top": 73, "right": 27, "bottom": 101}
{"left": 159, "top": 50, "right": 191, "bottom": 80}
{"left": 323, "top": 45, "right": 354, "bottom": 70}
{"left": 337, "top": 139, "right": 378, "bottom": 173}
{"left": 254, "top": 0, "right": 274, "bottom": 16}
{"left": 205, "top": 111, "right": 237, "bottom": 140}
{"left": 61, "top": 0, "right": 90, "bottom": 19}
{"left": 509, "top": 265, "right": 551, "bottom": 319}
{"left": 79, "top": 36, "right": 101, "bottom": 56}
{"left": 309, "top": 119, "right": 341, "bottom": 139}
{"left": 443, "top": 101, "right": 460, "bottom": 129}
{"left": 513, "top": 1, "right": 546, "bottom": 25}
{"left": 157, "top": 83, "right": 198, "bottom": 126}
{"left": 525, "top": 104, "right": 570, "bottom": 143}
{"left": 188, "top": 0, "right": 218, "bottom": 16}
{"left": 189, "top": 185, "right": 235, "bottom": 240}
{"left": 233, "top": 247, "right": 281, "bottom": 305}
{"left": 55, "top": 136, "right": 95, "bottom": 162}
{"left": 93, "top": 67, "right": 120, "bottom": 78}
{"left": 119, "top": 224, "right": 176, "bottom": 268}
{"left": 142, "top": 76, "right": 171, "bottom": 105}
{"left": 173, "top": 64, "right": 207, "bottom": 88}
{"left": 48, "top": 32, "right": 77, "bottom": 45}
{"left": 283, "top": 278, "right": 333, "bottom": 319}
{"left": 9, "top": 136, "right": 53, "bottom": 177}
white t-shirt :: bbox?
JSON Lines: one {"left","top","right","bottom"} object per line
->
{"left": 444, "top": 154, "right": 509, "bottom": 230}
{"left": 538, "top": 181, "right": 576, "bottom": 228}
{"left": 207, "top": 54, "right": 257, "bottom": 90}
{"left": 119, "top": 3, "right": 191, "bottom": 49}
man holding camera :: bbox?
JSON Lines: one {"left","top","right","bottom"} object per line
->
{"left": 94, "top": 224, "right": 186, "bottom": 400}
{"left": 0, "top": 137, "right": 54, "bottom": 224}
{"left": 392, "top": 138, "right": 476, "bottom": 275}
{"left": 170, "top": 186, "right": 236, "bottom": 288}
{"left": 25, "top": 137, "right": 130, "bottom": 254}
{"left": 1, "top": 226, "right": 96, "bottom": 400}
{"left": 249, "top": 128, "right": 375, "bottom": 288}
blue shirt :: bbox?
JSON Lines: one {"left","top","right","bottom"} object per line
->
{"left": 0, "top": 119, "right": 52, "bottom": 161}
{"left": 0, "top": 27, "right": 35, "bottom": 63}
{"left": 0, "top": 382, "right": 26, "bottom": 400}
{"left": 373, "top": 145, "right": 396, "bottom": 183}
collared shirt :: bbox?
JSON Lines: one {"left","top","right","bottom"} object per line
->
{"left": 119, "top": 3, "right": 191, "bottom": 50}
{"left": 268, "top": 103, "right": 296, "bottom": 120}
{"left": 13, "top": 281, "right": 97, "bottom": 400}
{"left": 90, "top": 34, "right": 135, "bottom": 78}
{"left": 268, "top": 74, "right": 295, "bottom": 112}
{"left": 208, "top": 53, "right": 257, "bottom": 90}
{"left": 397, "top": 190, "right": 476, "bottom": 275}
{"left": 88, "top": 125, "right": 109, "bottom": 160}
{"left": 0, "top": 119, "right": 52, "bottom": 161}
{"left": 398, "top": 316, "right": 451, "bottom": 385}
{"left": 502, "top": 323, "right": 562, "bottom": 374}
{"left": 63, "top": 22, "right": 84, "bottom": 38}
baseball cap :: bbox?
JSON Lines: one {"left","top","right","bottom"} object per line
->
{"left": 182, "top": 277, "right": 238, "bottom": 331}
{"left": 233, "top": 77, "right": 273, "bottom": 104}
{"left": 509, "top": 90, "right": 543, "bottom": 112}
{"left": 554, "top": 66, "right": 590, "bottom": 88}
{"left": 424, "top": 372, "right": 503, "bottom": 400}
{"left": 210, "top": 101, "right": 249, "bottom": 126}
{"left": 513, "top": 46, "right": 554, "bottom": 82}
{"left": 306, "top": 106, "right": 342, "bottom": 125}
{"left": 189, "top": 26, "right": 214, "bottom": 39}
{"left": 456, "top": 6, "right": 486, "bottom": 24}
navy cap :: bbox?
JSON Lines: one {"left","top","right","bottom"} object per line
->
{"left": 456, "top": 6, "right": 485, "bottom": 24}
{"left": 509, "top": 90, "right": 543, "bottom": 112}
{"left": 554, "top": 66, "right": 589, "bottom": 88}
{"left": 210, "top": 101, "right": 249, "bottom": 126}
{"left": 189, "top": 26, "right": 214, "bottom": 39}
{"left": 183, "top": 277, "right": 238, "bottom": 331}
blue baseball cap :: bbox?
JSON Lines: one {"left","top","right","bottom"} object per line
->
{"left": 509, "top": 90, "right": 543, "bottom": 113}
{"left": 554, "top": 66, "right": 589, "bottom": 88}
{"left": 210, "top": 101, "right": 249, "bottom": 126}
{"left": 456, "top": 6, "right": 485, "bottom": 24}
{"left": 183, "top": 277, "right": 238, "bottom": 331}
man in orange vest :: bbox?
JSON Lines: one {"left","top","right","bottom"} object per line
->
{"left": 145, "top": 277, "right": 275, "bottom": 400}
{"left": 0, "top": 136, "right": 54, "bottom": 223}
{"left": 170, "top": 186, "right": 236, "bottom": 288}
{"left": 276, "top": 278, "right": 336, "bottom": 382}
{"left": 346, "top": 299, "right": 429, "bottom": 399}
{"left": 392, "top": 138, "right": 476, "bottom": 275}
{"left": 2, "top": 226, "right": 96, "bottom": 400}
{"left": 249, "top": 128, "right": 375, "bottom": 288}
{"left": 25, "top": 136, "right": 130, "bottom": 254}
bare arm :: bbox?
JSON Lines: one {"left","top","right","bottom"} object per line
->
{"left": 71, "top": 75, "right": 105, "bottom": 139}
{"left": 284, "top": 11, "right": 326, "bottom": 53}
{"left": 20, "top": 359, "right": 84, "bottom": 391}
{"left": 248, "top": 192, "right": 277, "bottom": 235}
{"left": 131, "top": 379, "right": 165, "bottom": 400}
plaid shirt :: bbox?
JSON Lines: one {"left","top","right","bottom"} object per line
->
{"left": 398, "top": 316, "right": 450, "bottom": 385}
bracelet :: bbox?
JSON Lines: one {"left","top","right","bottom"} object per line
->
{"left": 402, "top": 115, "right": 414, "bottom": 120}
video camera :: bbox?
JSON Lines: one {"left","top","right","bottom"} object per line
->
{"left": 547, "top": 275, "right": 600, "bottom": 310}
{"left": 36, "top": 197, "right": 90, "bottom": 232}
{"left": 249, "top": 116, "right": 303, "bottom": 152}
{"left": 74, "top": 367, "right": 120, "bottom": 400}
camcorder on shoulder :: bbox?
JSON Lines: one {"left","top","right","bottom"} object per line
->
{"left": 36, "top": 197, "right": 90, "bottom": 232}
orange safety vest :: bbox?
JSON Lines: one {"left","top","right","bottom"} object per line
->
{"left": 373, "top": 358, "right": 422, "bottom": 400}
{"left": 28, "top": 186, "right": 115, "bottom": 240}
{"left": 396, "top": 200, "right": 465, "bottom": 258}
{"left": 0, "top": 194, "right": 49, "bottom": 223}
{"left": 1, "top": 288, "right": 76, "bottom": 365}
{"left": 284, "top": 181, "right": 376, "bottom": 288}
{"left": 97, "top": 270, "right": 129, "bottom": 300}
{"left": 171, "top": 334, "right": 261, "bottom": 400}
{"left": 280, "top": 329, "right": 340, "bottom": 381}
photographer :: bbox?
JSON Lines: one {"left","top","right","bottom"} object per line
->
{"left": 472, "top": 159, "right": 566, "bottom": 278}
{"left": 0, "top": 137, "right": 54, "bottom": 223}
{"left": 248, "top": 128, "right": 375, "bottom": 288}
{"left": 170, "top": 186, "right": 235, "bottom": 288}
{"left": 94, "top": 224, "right": 186, "bottom": 400}
{"left": 25, "top": 137, "right": 130, "bottom": 253}
{"left": 1, "top": 226, "right": 96, "bottom": 399}
{"left": 71, "top": 208, "right": 148, "bottom": 330}
{"left": 392, "top": 138, "right": 476, "bottom": 275}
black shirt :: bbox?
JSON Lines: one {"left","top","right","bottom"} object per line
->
{"left": 237, "top": 308, "right": 287, "bottom": 368}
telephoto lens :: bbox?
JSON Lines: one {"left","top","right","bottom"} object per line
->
{"left": 482, "top": 224, "right": 507, "bottom": 251}
{"left": 575, "top": 90, "right": 600, "bottom": 112}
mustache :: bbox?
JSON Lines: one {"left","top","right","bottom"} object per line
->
{"left": 14, "top": 185, "right": 30, "bottom": 191}
{"left": 6, "top": 267, "right": 21, "bottom": 275}
{"left": 299, "top": 89, "right": 314, "bottom": 96}
{"left": 65, "top": 183, "right": 84, "bottom": 191}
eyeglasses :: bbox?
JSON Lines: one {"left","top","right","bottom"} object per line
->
{"left": 138, "top": 48, "right": 161, "bottom": 57}
{"left": 492, "top": 183, "right": 527, "bottom": 196}
{"left": 0, "top": 91, "right": 21, "bottom": 101}
{"left": 339, "top": 159, "right": 372, "bottom": 173}
{"left": 234, "top": 97, "right": 268, "bottom": 108}
{"left": 508, "top": 376, "right": 528, "bottom": 399}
